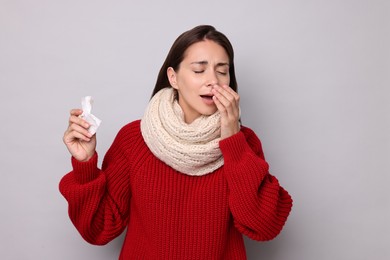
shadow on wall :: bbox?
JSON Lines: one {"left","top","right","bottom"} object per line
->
{"left": 245, "top": 236, "right": 281, "bottom": 260}
{"left": 107, "top": 232, "right": 126, "bottom": 258}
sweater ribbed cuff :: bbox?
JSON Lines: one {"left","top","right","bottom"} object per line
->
{"left": 219, "top": 131, "right": 249, "bottom": 163}
{"left": 71, "top": 152, "right": 100, "bottom": 184}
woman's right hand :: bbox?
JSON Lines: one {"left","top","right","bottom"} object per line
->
{"left": 63, "top": 109, "right": 97, "bottom": 162}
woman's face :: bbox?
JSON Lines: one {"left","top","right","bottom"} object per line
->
{"left": 167, "top": 40, "right": 230, "bottom": 124}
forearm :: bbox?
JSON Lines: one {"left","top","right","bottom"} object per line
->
{"left": 59, "top": 153, "right": 129, "bottom": 245}
{"left": 220, "top": 130, "right": 293, "bottom": 241}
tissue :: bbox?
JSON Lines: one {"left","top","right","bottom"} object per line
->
{"left": 80, "top": 96, "right": 101, "bottom": 135}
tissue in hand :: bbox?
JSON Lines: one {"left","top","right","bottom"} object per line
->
{"left": 80, "top": 96, "right": 101, "bottom": 135}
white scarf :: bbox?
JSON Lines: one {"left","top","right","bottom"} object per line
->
{"left": 140, "top": 87, "right": 224, "bottom": 176}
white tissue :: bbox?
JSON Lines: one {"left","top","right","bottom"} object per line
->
{"left": 80, "top": 96, "right": 101, "bottom": 135}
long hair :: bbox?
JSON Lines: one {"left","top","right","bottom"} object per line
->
{"left": 151, "top": 25, "right": 237, "bottom": 98}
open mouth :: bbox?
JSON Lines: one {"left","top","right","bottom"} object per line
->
{"left": 200, "top": 95, "right": 215, "bottom": 105}
{"left": 200, "top": 95, "right": 214, "bottom": 100}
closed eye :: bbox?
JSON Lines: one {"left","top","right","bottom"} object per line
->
{"left": 194, "top": 70, "right": 204, "bottom": 74}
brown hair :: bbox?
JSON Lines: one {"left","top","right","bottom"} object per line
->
{"left": 151, "top": 25, "right": 237, "bottom": 97}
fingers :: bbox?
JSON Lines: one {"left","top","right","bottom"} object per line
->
{"left": 70, "top": 108, "right": 83, "bottom": 116}
{"left": 212, "top": 85, "right": 241, "bottom": 139}
{"left": 64, "top": 127, "right": 91, "bottom": 143}
{"left": 69, "top": 113, "right": 90, "bottom": 129}
{"left": 68, "top": 122, "right": 92, "bottom": 139}
{"left": 212, "top": 85, "right": 240, "bottom": 117}
{"left": 220, "top": 84, "right": 240, "bottom": 102}
{"left": 64, "top": 109, "right": 92, "bottom": 143}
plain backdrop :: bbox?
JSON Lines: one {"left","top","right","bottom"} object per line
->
{"left": 1, "top": 0, "right": 389, "bottom": 259}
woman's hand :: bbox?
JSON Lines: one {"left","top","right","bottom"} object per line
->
{"left": 63, "top": 109, "right": 97, "bottom": 162}
{"left": 212, "top": 85, "right": 240, "bottom": 139}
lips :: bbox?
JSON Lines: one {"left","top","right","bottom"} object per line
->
{"left": 200, "top": 95, "right": 213, "bottom": 99}
{"left": 200, "top": 94, "right": 215, "bottom": 105}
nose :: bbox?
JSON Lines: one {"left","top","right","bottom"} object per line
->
{"left": 206, "top": 71, "right": 218, "bottom": 87}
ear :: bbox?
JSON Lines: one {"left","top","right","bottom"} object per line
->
{"left": 167, "top": 67, "right": 178, "bottom": 90}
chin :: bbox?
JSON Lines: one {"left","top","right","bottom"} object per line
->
{"left": 201, "top": 108, "right": 218, "bottom": 116}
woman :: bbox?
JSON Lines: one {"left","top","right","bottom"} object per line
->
{"left": 60, "top": 25, "right": 292, "bottom": 259}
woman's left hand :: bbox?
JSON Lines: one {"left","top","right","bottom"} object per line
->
{"left": 212, "top": 84, "right": 240, "bottom": 140}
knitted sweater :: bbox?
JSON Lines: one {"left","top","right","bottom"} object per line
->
{"left": 59, "top": 120, "right": 292, "bottom": 260}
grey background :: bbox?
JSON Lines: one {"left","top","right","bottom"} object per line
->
{"left": 1, "top": 0, "right": 389, "bottom": 259}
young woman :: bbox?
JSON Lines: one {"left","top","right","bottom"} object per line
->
{"left": 60, "top": 25, "right": 292, "bottom": 260}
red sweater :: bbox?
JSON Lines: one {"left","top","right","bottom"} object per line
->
{"left": 59, "top": 120, "right": 292, "bottom": 259}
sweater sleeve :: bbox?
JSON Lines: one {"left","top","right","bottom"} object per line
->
{"left": 219, "top": 127, "right": 293, "bottom": 241}
{"left": 59, "top": 125, "right": 132, "bottom": 245}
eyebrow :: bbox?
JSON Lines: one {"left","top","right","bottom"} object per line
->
{"left": 190, "top": 61, "right": 229, "bottom": 67}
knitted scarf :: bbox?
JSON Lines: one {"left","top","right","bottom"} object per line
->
{"left": 140, "top": 87, "right": 224, "bottom": 176}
